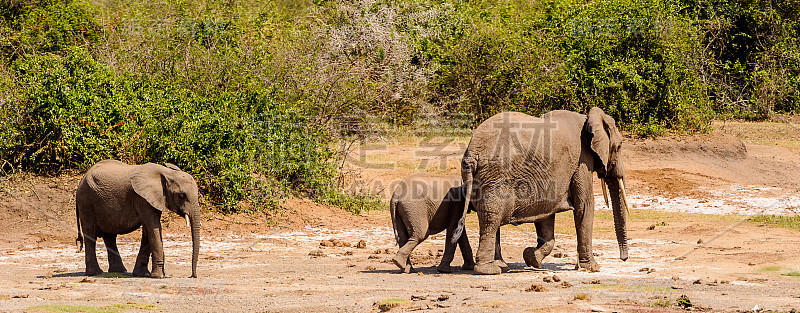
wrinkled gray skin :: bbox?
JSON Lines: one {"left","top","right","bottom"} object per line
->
{"left": 76, "top": 160, "right": 201, "bottom": 278}
{"left": 390, "top": 173, "right": 506, "bottom": 273}
{"left": 455, "top": 108, "right": 629, "bottom": 275}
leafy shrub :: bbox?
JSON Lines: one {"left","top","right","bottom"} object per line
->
{"left": 0, "top": 0, "right": 100, "bottom": 62}
{"left": 1, "top": 0, "right": 799, "bottom": 212}
{"left": 0, "top": 47, "right": 357, "bottom": 212}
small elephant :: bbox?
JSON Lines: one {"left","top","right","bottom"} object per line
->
{"left": 75, "top": 160, "right": 201, "bottom": 278}
{"left": 390, "top": 173, "right": 507, "bottom": 273}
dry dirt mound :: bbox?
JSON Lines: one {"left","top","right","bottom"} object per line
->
{"left": 626, "top": 132, "right": 800, "bottom": 190}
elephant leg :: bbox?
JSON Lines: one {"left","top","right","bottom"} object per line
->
{"left": 392, "top": 236, "right": 421, "bottom": 274}
{"left": 458, "top": 231, "right": 475, "bottom": 270}
{"left": 142, "top": 213, "right": 166, "bottom": 278}
{"left": 132, "top": 229, "right": 152, "bottom": 277}
{"left": 81, "top": 224, "right": 103, "bottom": 276}
{"left": 104, "top": 234, "right": 127, "bottom": 273}
{"left": 572, "top": 168, "right": 599, "bottom": 271}
{"left": 438, "top": 227, "right": 459, "bottom": 273}
{"left": 474, "top": 196, "right": 506, "bottom": 275}
{"left": 494, "top": 228, "right": 507, "bottom": 270}
{"left": 523, "top": 215, "right": 555, "bottom": 268}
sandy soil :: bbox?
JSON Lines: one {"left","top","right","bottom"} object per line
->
{"left": 1, "top": 121, "right": 799, "bottom": 312}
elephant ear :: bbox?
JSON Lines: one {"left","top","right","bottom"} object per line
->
{"left": 130, "top": 163, "right": 168, "bottom": 212}
{"left": 164, "top": 163, "right": 181, "bottom": 171}
{"left": 586, "top": 107, "right": 612, "bottom": 173}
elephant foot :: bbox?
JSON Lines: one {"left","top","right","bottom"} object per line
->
{"left": 523, "top": 247, "right": 542, "bottom": 268}
{"left": 392, "top": 255, "right": 411, "bottom": 274}
{"left": 437, "top": 264, "right": 452, "bottom": 273}
{"left": 473, "top": 262, "right": 501, "bottom": 275}
{"left": 495, "top": 259, "right": 508, "bottom": 271}
{"left": 149, "top": 269, "right": 166, "bottom": 279}
{"left": 462, "top": 262, "right": 475, "bottom": 271}
{"left": 108, "top": 265, "right": 127, "bottom": 273}
{"left": 132, "top": 269, "right": 151, "bottom": 277}
{"left": 575, "top": 258, "right": 599, "bottom": 272}
{"left": 85, "top": 268, "right": 103, "bottom": 276}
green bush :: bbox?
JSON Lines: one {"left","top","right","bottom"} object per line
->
{"left": 1, "top": 0, "right": 798, "bottom": 212}
{"left": 0, "top": 47, "right": 368, "bottom": 213}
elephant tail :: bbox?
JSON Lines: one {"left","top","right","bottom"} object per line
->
{"left": 452, "top": 155, "right": 476, "bottom": 245}
{"left": 75, "top": 203, "right": 83, "bottom": 252}
{"left": 389, "top": 197, "right": 402, "bottom": 246}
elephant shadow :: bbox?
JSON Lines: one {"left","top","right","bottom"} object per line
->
{"left": 359, "top": 262, "right": 575, "bottom": 275}
{"left": 44, "top": 272, "right": 89, "bottom": 278}
{"left": 505, "top": 261, "right": 575, "bottom": 273}
{"left": 44, "top": 272, "right": 136, "bottom": 278}
{"left": 359, "top": 265, "right": 475, "bottom": 275}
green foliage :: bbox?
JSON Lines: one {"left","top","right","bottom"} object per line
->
{"left": 682, "top": 0, "right": 800, "bottom": 117}
{"left": 1, "top": 0, "right": 799, "bottom": 212}
{"left": 0, "top": 0, "right": 100, "bottom": 60}
{"left": 1, "top": 47, "right": 344, "bottom": 212}
{"left": 420, "top": 0, "right": 715, "bottom": 135}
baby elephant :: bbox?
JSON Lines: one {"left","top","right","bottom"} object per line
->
{"left": 390, "top": 173, "right": 475, "bottom": 273}
{"left": 76, "top": 160, "right": 201, "bottom": 278}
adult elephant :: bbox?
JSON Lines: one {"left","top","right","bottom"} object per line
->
{"left": 76, "top": 160, "right": 201, "bottom": 278}
{"left": 454, "top": 107, "right": 630, "bottom": 275}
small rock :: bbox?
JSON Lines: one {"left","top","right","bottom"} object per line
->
{"left": 693, "top": 279, "right": 702, "bottom": 285}
{"left": 590, "top": 280, "right": 601, "bottom": 284}
{"left": 356, "top": 240, "right": 366, "bottom": 249}
{"left": 365, "top": 266, "right": 376, "bottom": 271}
{"left": 347, "top": 264, "right": 356, "bottom": 268}
{"left": 560, "top": 281, "right": 572, "bottom": 288}
{"left": 675, "top": 256, "right": 686, "bottom": 260}
{"left": 320, "top": 240, "right": 334, "bottom": 247}
{"left": 428, "top": 250, "right": 434, "bottom": 256}
{"left": 411, "top": 295, "right": 426, "bottom": 301}
{"left": 671, "top": 284, "right": 683, "bottom": 289}
{"left": 368, "top": 254, "right": 380, "bottom": 259}
{"left": 590, "top": 306, "right": 606, "bottom": 312}
{"left": 79, "top": 278, "right": 94, "bottom": 283}
{"left": 384, "top": 248, "right": 391, "bottom": 254}
{"left": 647, "top": 224, "right": 656, "bottom": 230}
{"left": 344, "top": 250, "right": 353, "bottom": 256}
{"left": 720, "top": 280, "right": 730, "bottom": 284}
{"left": 309, "top": 250, "right": 326, "bottom": 257}
{"left": 525, "top": 284, "right": 545, "bottom": 292}
{"left": 672, "top": 276, "right": 680, "bottom": 281}
{"left": 437, "top": 294, "right": 449, "bottom": 301}
{"left": 697, "top": 239, "right": 704, "bottom": 244}
{"left": 543, "top": 276, "right": 552, "bottom": 283}
{"left": 552, "top": 275, "right": 561, "bottom": 282}
{"left": 592, "top": 252, "right": 603, "bottom": 257}
{"left": 552, "top": 252, "right": 564, "bottom": 258}
{"left": 43, "top": 272, "right": 53, "bottom": 279}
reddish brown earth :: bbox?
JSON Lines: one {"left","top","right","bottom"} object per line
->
{"left": 1, "top": 121, "right": 799, "bottom": 312}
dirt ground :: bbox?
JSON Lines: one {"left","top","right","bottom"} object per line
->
{"left": 1, "top": 120, "right": 799, "bottom": 312}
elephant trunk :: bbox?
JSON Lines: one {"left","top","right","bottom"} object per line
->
{"left": 189, "top": 208, "right": 201, "bottom": 278}
{"left": 606, "top": 177, "right": 629, "bottom": 261}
